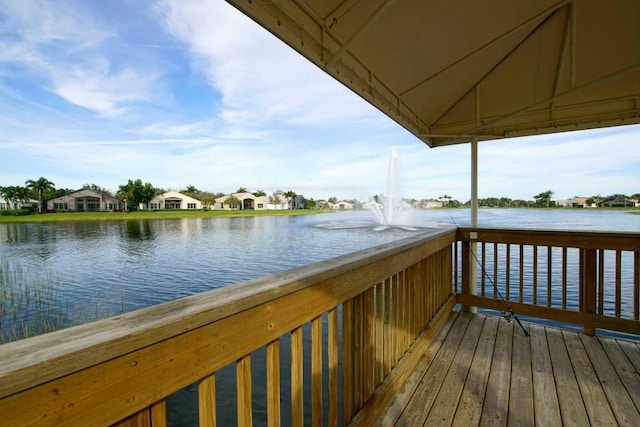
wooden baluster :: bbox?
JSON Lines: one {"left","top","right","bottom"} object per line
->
{"left": 291, "top": 327, "right": 304, "bottom": 426}
{"left": 547, "top": 246, "right": 552, "bottom": 307}
{"left": 533, "top": 245, "right": 538, "bottom": 305}
{"left": 311, "top": 316, "right": 322, "bottom": 427}
{"left": 236, "top": 355, "right": 252, "bottom": 427}
{"left": 493, "top": 243, "right": 498, "bottom": 299}
{"left": 150, "top": 400, "right": 167, "bottom": 427}
{"left": 616, "top": 250, "right": 622, "bottom": 317}
{"left": 353, "top": 292, "right": 363, "bottom": 409}
{"left": 461, "top": 240, "right": 470, "bottom": 312}
{"left": 342, "top": 299, "right": 354, "bottom": 424}
{"left": 383, "top": 278, "right": 392, "bottom": 377}
{"left": 598, "top": 250, "right": 605, "bottom": 315}
{"left": 375, "top": 282, "right": 384, "bottom": 386}
{"left": 519, "top": 244, "right": 524, "bottom": 303}
{"left": 562, "top": 247, "right": 567, "bottom": 309}
{"left": 113, "top": 400, "right": 167, "bottom": 427}
{"left": 506, "top": 244, "right": 511, "bottom": 301}
{"left": 481, "top": 242, "right": 486, "bottom": 297}
{"left": 454, "top": 241, "right": 459, "bottom": 294}
{"left": 580, "top": 248, "right": 597, "bottom": 335}
{"left": 198, "top": 374, "right": 216, "bottom": 427}
{"left": 362, "top": 287, "right": 375, "bottom": 404}
{"left": 634, "top": 250, "right": 639, "bottom": 321}
{"left": 266, "top": 340, "right": 280, "bottom": 427}
{"left": 327, "top": 308, "right": 339, "bottom": 427}
{"left": 114, "top": 408, "right": 151, "bottom": 427}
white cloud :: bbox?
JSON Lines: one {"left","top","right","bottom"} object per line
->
{"left": 52, "top": 60, "right": 161, "bottom": 117}
{"left": 156, "top": 0, "right": 375, "bottom": 130}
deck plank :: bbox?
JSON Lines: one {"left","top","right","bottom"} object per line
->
{"left": 451, "top": 315, "right": 499, "bottom": 427}
{"left": 423, "top": 315, "right": 485, "bottom": 426}
{"left": 618, "top": 339, "right": 640, "bottom": 372}
{"left": 562, "top": 331, "right": 617, "bottom": 426}
{"left": 545, "top": 328, "right": 590, "bottom": 427}
{"left": 528, "top": 324, "right": 561, "bottom": 427}
{"left": 479, "top": 318, "right": 513, "bottom": 426}
{"left": 598, "top": 338, "right": 640, "bottom": 412}
{"left": 580, "top": 334, "right": 640, "bottom": 425}
{"left": 508, "top": 324, "right": 533, "bottom": 426}
{"left": 395, "top": 313, "right": 471, "bottom": 426}
{"left": 349, "top": 312, "right": 640, "bottom": 427}
{"left": 349, "top": 301, "right": 458, "bottom": 427}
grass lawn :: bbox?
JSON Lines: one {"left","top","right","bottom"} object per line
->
{"left": 0, "top": 209, "right": 331, "bottom": 223}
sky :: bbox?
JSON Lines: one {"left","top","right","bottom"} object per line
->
{"left": 0, "top": 0, "right": 638, "bottom": 203}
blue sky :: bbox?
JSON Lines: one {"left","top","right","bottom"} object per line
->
{"left": 1, "top": 0, "right": 638, "bottom": 202}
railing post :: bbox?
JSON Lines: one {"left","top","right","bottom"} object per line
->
{"left": 580, "top": 248, "right": 597, "bottom": 335}
{"left": 461, "top": 239, "right": 470, "bottom": 312}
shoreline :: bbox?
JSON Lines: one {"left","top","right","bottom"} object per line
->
{"left": 0, "top": 209, "right": 331, "bottom": 223}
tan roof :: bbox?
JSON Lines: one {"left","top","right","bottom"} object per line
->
{"left": 228, "top": 0, "right": 639, "bottom": 147}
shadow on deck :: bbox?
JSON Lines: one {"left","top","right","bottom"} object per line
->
{"left": 351, "top": 311, "right": 640, "bottom": 426}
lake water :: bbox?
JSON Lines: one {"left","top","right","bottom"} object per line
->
{"left": 1, "top": 208, "right": 638, "bottom": 337}
{"left": 1, "top": 209, "right": 638, "bottom": 425}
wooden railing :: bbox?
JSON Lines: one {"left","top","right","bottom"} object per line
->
{"left": 0, "top": 229, "right": 455, "bottom": 427}
{"left": 455, "top": 228, "right": 640, "bottom": 336}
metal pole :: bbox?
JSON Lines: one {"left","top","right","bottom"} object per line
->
{"left": 470, "top": 136, "right": 478, "bottom": 312}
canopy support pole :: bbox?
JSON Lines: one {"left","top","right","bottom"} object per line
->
{"left": 469, "top": 138, "right": 479, "bottom": 313}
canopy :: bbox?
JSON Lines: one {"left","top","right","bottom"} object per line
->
{"left": 228, "top": 0, "right": 639, "bottom": 147}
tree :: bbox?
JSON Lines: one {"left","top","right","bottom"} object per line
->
{"left": 439, "top": 194, "right": 452, "bottom": 207}
{"left": 0, "top": 186, "right": 18, "bottom": 209}
{"left": 269, "top": 190, "right": 283, "bottom": 208}
{"left": 252, "top": 189, "right": 266, "bottom": 197}
{"left": 1, "top": 185, "right": 31, "bottom": 210}
{"left": 25, "top": 177, "right": 55, "bottom": 212}
{"left": 200, "top": 194, "right": 216, "bottom": 209}
{"left": 225, "top": 195, "right": 241, "bottom": 209}
{"left": 328, "top": 196, "right": 338, "bottom": 204}
{"left": 183, "top": 185, "right": 199, "bottom": 194}
{"left": 82, "top": 183, "right": 114, "bottom": 197}
{"left": 236, "top": 187, "right": 248, "bottom": 194}
{"left": 533, "top": 190, "right": 554, "bottom": 208}
{"left": 284, "top": 190, "right": 297, "bottom": 209}
{"left": 117, "top": 179, "right": 159, "bottom": 211}
{"left": 306, "top": 198, "right": 317, "bottom": 209}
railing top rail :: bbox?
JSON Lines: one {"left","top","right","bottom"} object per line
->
{"left": 457, "top": 227, "right": 640, "bottom": 250}
{"left": 0, "top": 228, "right": 455, "bottom": 399}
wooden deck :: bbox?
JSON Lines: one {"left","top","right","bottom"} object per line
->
{"left": 351, "top": 311, "right": 640, "bottom": 426}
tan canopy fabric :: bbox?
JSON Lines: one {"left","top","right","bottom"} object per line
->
{"left": 228, "top": 0, "right": 639, "bottom": 147}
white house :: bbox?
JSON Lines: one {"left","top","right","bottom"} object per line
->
{"left": 146, "top": 191, "right": 202, "bottom": 210}
{"left": 46, "top": 189, "right": 125, "bottom": 212}
{"left": 332, "top": 201, "right": 355, "bottom": 210}
{"left": 213, "top": 192, "right": 278, "bottom": 210}
{"left": 0, "top": 197, "right": 39, "bottom": 210}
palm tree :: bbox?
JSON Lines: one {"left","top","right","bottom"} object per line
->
{"left": 25, "top": 177, "right": 55, "bottom": 212}
{"left": 284, "top": 190, "right": 297, "bottom": 209}
{"left": 269, "top": 191, "right": 283, "bottom": 209}
{"left": 0, "top": 186, "right": 17, "bottom": 209}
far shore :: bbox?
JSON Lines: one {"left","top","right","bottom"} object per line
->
{"left": 0, "top": 206, "right": 637, "bottom": 224}
{"left": 0, "top": 209, "right": 331, "bottom": 223}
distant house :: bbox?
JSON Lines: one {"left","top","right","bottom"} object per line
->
{"left": 332, "top": 201, "right": 355, "bottom": 210}
{"left": 46, "top": 189, "right": 125, "bottom": 212}
{"left": 0, "top": 197, "right": 38, "bottom": 210}
{"left": 213, "top": 192, "right": 275, "bottom": 210}
{"left": 421, "top": 200, "right": 444, "bottom": 209}
{"left": 145, "top": 191, "right": 202, "bottom": 210}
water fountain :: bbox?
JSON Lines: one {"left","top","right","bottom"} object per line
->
{"left": 366, "top": 148, "right": 415, "bottom": 231}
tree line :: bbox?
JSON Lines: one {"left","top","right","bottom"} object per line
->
{"left": 2, "top": 178, "right": 638, "bottom": 214}
{"left": 0, "top": 178, "right": 321, "bottom": 212}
